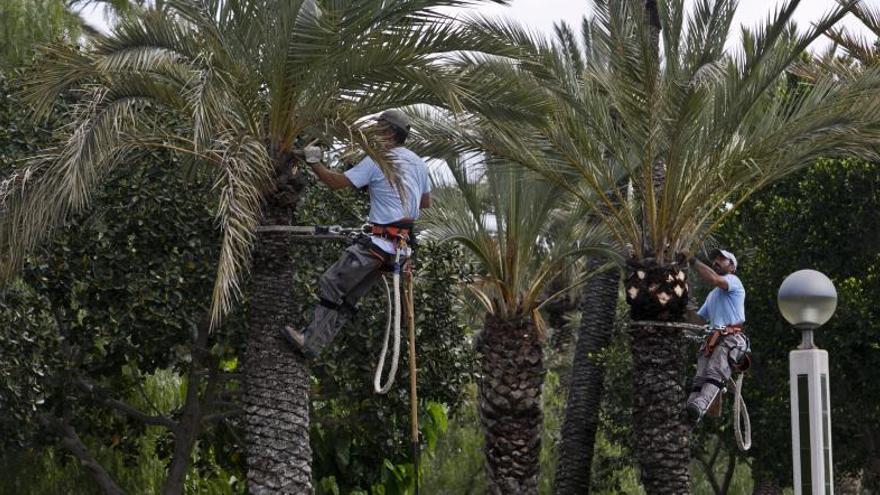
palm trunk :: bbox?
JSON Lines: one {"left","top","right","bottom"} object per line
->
{"left": 625, "top": 262, "right": 691, "bottom": 494}
{"left": 476, "top": 313, "right": 546, "bottom": 494}
{"left": 546, "top": 277, "right": 579, "bottom": 356}
{"left": 554, "top": 264, "right": 620, "bottom": 494}
{"left": 243, "top": 161, "right": 312, "bottom": 494}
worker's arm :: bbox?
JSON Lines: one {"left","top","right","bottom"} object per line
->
{"left": 419, "top": 192, "right": 432, "bottom": 209}
{"left": 310, "top": 162, "right": 353, "bottom": 190}
{"left": 692, "top": 258, "right": 729, "bottom": 290}
{"left": 302, "top": 146, "right": 354, "bottom": 190}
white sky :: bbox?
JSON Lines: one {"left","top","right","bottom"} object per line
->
{"left": 82, "top": 0, "right": 876, "bottom": 51}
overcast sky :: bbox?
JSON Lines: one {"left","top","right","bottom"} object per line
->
{"left": 82, "top": 0, "right": 875, "bottom": 51}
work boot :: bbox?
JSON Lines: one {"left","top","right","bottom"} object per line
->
{"left": 687, "top": 382, "right": 721, "bottom": 424}
{"left": 686, "top": 402, "right": 703, "bottom": 424}
{"left": 280, "top": 326, "right": 315, "bottom": 359}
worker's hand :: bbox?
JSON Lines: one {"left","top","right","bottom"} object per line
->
{"left": 675, "top": 251, "right": 688, "bottom": 265}
{"left": 304, "top": 145, "right": 323, "bottom": 164}
{"left": 676, "top": 251, "right": 695, "bottom": 267}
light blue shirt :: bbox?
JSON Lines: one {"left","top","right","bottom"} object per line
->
{"left": 698, "top": 274, "right": 746, "bottom": 327}
{"left": 344, "top": 147, "right": 430, "bottom": 253}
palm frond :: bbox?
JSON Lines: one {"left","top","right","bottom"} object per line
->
{"left": 446, "top": 1, "right": 880, "bottom": 267}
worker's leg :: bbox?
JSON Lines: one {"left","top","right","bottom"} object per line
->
{"left": 301, "top": 241, "right": 385, "bottom": 356}
{"left": 687, "top": 334, "right": 747, "bottom": 417}
{"left": 688, "top": 349, "right": 710, "bottom": 405}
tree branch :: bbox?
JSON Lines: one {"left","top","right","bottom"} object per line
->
{"left": 201, "top": 407, "right": 243, "bottom": 424}
{"left": 40, "top": 414, "right": 125, "bottom": 495}
{"left": 74, "top": 377, "right": 176, "bottom": 429}
{"left": 721, "top": 448, "right": 737, "bottom": 494}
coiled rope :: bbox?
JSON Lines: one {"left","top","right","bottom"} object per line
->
{"left": 373, "top": 248, "right": 404, "bottom": 394}
{"left": 629, "top": 320, "right": 751, "bottom": 451}
{"left": 731, "top": 373, "right": 751, "bottom": 451}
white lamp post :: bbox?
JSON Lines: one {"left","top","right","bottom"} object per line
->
{"left": 778, "top": 269, "right": 838, "bottom": 495}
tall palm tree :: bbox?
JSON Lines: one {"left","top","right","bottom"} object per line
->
{"left": 421, "top": 154, "right": 614, "bottom": 494}
{"left": 0, "top": 0, "right": 508, "bottom": 491}
{"left": 825, "top": 0, "right": 880, "bottom": 66}
{"left": 433, "top": 0, "right": 880, "bottom": 491}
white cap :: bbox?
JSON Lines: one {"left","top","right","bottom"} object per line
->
{"left": 710, "top": 249, "right": 737, "bottom": 271}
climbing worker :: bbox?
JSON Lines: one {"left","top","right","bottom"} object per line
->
{"left": 685, "top": 249, "right": 750, "bottom": 423}
{"left": 280, "top": 109, "right": 431, "bottom": 359}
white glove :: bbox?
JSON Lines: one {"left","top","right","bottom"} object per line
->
{"left": 304, "top": 145, "right": 323, "bottom": 164}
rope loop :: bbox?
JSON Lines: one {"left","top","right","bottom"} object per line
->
{"left": 732, "top": 373, "right": 752, "bottom": 451}
{"left": 373, "top": 248, "right": 404, "bottom": 394}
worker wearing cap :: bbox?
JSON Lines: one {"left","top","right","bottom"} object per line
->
{"left": 686, "top": 249, "right": 750, "bottom": 423}
{"left": 280, "top": 109, "right": 431, "bottom": 358}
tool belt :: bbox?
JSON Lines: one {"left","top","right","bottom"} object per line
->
{"left": 703, "top": 325, "right": 742, "bottom": 356}
{"left": 370, "top": 221, "right": 414, "bottom": 241}
{"left": 703, "top": 324, "right": 752, "bottom": 373}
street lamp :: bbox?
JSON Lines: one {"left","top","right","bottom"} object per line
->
{"left": 778, "top": 269, "right": 838, "bottom": 495}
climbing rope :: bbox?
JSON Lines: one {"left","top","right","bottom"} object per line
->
{"left": 373, "top": 246, "right": 404, "bottom": 394}
{"left": 255, "top": 224, "right": 368, "bottom": 238}
{"left": 629, "top": 320, "right": 710, "bottom": 341}
{"left": 731, "top": 373, "right": 751, "bottom": 451}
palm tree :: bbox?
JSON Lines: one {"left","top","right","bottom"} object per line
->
{"left": 421, "top": 155, "right": 614, "bottom": 494}
{"left": 431, "top": 0, "right": 880, "bottom": 491}
{"left": 0, "top": 0, "right": 508, "bottom": 491}
{"left": 825, "top": 0, "right": 880, "bottom": 66}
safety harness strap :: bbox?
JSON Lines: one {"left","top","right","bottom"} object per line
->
{"left": 704, "top": 377, "right": 727, "bottom": 390}
{"left": 703, "top": 324, "right": 744, "bottom": 357}
{"left": 371, "top": 221, "right": 415, "bottom": 241}
{"left": 319, "top": 298, "right": 357, "bottom": 314}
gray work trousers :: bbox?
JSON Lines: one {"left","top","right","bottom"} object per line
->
{"left": 301, "top": 237, "right": 401, "bottom": 357}
{"left": 687, "top": 332, "right": 749, "bottom": 414}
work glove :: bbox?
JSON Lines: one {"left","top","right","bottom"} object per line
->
{"left": 304, "top": 145, "right": 323, "bottom": 164}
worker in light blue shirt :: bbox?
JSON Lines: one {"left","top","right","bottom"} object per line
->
{"left": 686, "top": 249, "right": 750, "bottom": 423}
{"left": 280, "top": 109, "right": 431, "bottom": 358}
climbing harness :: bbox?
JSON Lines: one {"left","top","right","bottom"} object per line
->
{"left": 629, "top": 320, "right": 752, "bottom": 451}
{"left": 267, "top": 222, "right": 422, "bottom": 490}
{"left": 262, "top": 223, "right": 410, "bottom": 395}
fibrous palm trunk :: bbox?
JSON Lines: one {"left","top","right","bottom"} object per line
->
{"left": 554, "top": 263, "right": 620, "bottom": 494}
{"left": 243, "top": 161, "right": 312, "bottom": 494}
{"left": 625, "top": 261, "right": 691, "bottom": 494}
{"left": 546, "top": 277, "right": 579, "bottom": 356}
{"left": 476, "top": 313, "right": 546, "bottom": 494}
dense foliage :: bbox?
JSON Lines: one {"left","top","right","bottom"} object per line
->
{"left": 718, "top": 157, "right": 880, "bottom": 490}
{"left": 1, "top": 71, "right": 475, "bottom": 493}
{"left": 0, "top": 0, "right": 82, "bottom": 69}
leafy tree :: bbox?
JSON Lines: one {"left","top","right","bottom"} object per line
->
{"left": 0, "top": 0, "right": 510, "bottom": 490}
{"left": 430, "top": 1, "right": 880, "bottom": 491}
{"left": 717, "top": 158, "right": 880, "bottom": 492}
{"left": 422, "top": 157, "right": 612, "bottom": 493}
{"left": 2, "top": 69, "right": 478, "bottom": 493}
{"left": 1, "top": 67, "right": 243, "bottom": 495}
{"left": 0, "top": 0, "right": 82, "bottom": 68}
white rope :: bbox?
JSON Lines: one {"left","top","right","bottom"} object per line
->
{"left": 373, "top": 249, "right": 403, "bottom": 394}
{"left": 731, "top": 373, "right": 751, "bottom": 451}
